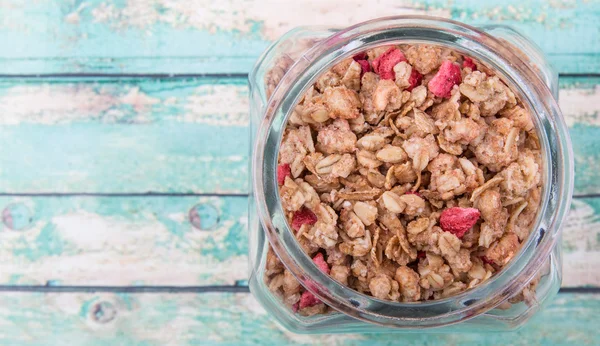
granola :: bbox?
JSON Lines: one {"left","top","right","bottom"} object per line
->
{"left": 265, "top": 44, "right": 543, "bottom": 315}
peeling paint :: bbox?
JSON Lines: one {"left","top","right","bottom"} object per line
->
{"left": 560, "top": 85, "right": 600, "bottom": 127}
{"left": 0, "top": 293, "right": 595, "bottom": 344}
{"left": 180, "top": 85, "right": 248, "bottom": 126}
{"left": 1, "top": 82, "right": 597, "bottom": 128}
{"left": 88, "top": 0, "right": 450, "bottom": 40}
{"left": 0, "top": 196, "right": 249, "bottom": 286}
{"left": 563, "top": 199, "right": 600, "bottom": 286}
{"left": 0, "top": 85, "right": 116, "bottom": 125}
{"left": 0, "top": 84, "right": 161, "bottom": 125}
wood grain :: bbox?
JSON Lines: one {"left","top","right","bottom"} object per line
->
{"left": 0, "top": 77, "right": 598, "bottom": 195}
{"left": 0, "top": 0, "right": 596, "bottom": 342}
{"left": 0, "top": 0, "right": 598, "bottom": 74}
{"left": 560, "top": 77, "right": 600, "bottom": 197}
{"left": 0, "top": 292, "right": 595, "bottom": 345}
{"left": 0, "top": 194, "right": 595, "bottom": 287}
{"left": 563, "top": 197, "right": 600, "bottom": 287}
{"left": 0, "top": 196, "right": 248, "bottom": 286}
{"left": 0, "top": 78, "right": 249, "bottom": 194}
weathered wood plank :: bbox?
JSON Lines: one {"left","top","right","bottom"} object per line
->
{"left": 0, "top": 77, "right": 598, "bottom": 195}
{"left": 0, "top": 194, "right": 595, "bottom": 287}
{"left": 0, "top": 78, "right": 249, "bottom": 194}
{"left": 0, "top": 0, "right": 598, "bottom": 74}
{"left": 563, "top": 197, "right": 600, "bottom": 287}
{"left": 0, "top": 292, "right": 595, "bottom": 344}
{"left": 0, "top": 196, "right": 248, "bottom": 286}
{"left": 560, "top": 77, "right": 600, "bottom": 196}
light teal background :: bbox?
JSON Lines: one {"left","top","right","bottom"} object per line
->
{"left": 0, "top": 0, "right": 598, "bottom": 345}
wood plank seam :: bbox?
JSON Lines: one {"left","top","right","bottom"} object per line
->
{"left": 0, "top": 285, "right": 251, "bottom": 293}
{"left": 0, "top": 73, "right": 598, "bottom": 79}
{"left": 0, "top": 73, "right": 250, "bottom": 79}
{"left": 0, "top": 285, "right": 593, "bottom": 294}
{"left": 0, "top": 193, "right": 594, "bottom": 199}
{"left": 0, "top": 192, "right": 249, "bottom": 197}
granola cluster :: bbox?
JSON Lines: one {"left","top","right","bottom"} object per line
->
{"left": 265, "top": 44, "right": 542, "bottom": 316}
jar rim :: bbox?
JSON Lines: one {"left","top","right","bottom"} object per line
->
{"left": 252, "top": 15, "right": 574, "bottom": 328}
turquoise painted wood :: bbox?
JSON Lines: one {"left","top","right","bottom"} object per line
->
{"left": 0, "top": 293, "right": 595, "bottom": 345}
{"left": 0, "top": 78, "right": 249, "bottom": 194}
{"left": 0, "top": 194, "right": 595, "bottom": 287}
{"left": 0, "top": 0, "right": 599, "bottom": 74}
{"left": 0, "top": 0, "right": 598, "bottom": 344}
{"left": 0, "top": 77, "right": 598, "bottom": 195}
{"left": 0, "top": 196, "right": 248, "bottom": 286}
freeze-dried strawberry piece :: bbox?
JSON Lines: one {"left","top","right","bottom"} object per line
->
{"left": 277, "top": 164, "right": 291, "bottom": 185}
{"left": 406, "top": 69, "right": 422, "bottom": 91}
{"left": 356, "top": 59, "right": 371, "bottom": 77}
{"left": 372, "top": 47, "right": 407, "bottom": 80}
{"left": 312, "top": 253, "right": 330, "bottom": 275}
{"left": 417, "top": 251, "right": 426, "bottom": 259}
{"left": 291, "top": 207, "right": 318, "bottom": 231}
{"left": 428, "top": 60, "right": 462, "bottom": 98}
{"left": 353, "top": 52, "right": 367, "bottom": 61}
{"left": 295, "top": 256, "right": 329, "bottom": 311}
{"left": 292, "top": 302, "right": 299, "bottom": 312}
{"left": 481, "top": 256, "right": 494, "bottom": 265}
{"left": 405, "top": 191, "right": 422, "bottom": 197}
{"left": 299, "top": 290, "right": 321, "bottom": 309}
{"left": 463, "top": 56, "right": 477, "bottom": 71}
{"left": 440, "top": 207, "right": 480, "bottom": 238}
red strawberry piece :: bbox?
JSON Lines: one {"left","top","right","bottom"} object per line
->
{"left": 417, "top": 251, "right": 426, "bottom": 259}
{"left": 372, "top": 47, "right": 407, "bottom": 80}
{"left": 356, "top": 59, "right": 371, "bottom": 77}
{"left": 405, "top": 191, "right": 422, "bottom": 197}
{"left": 440, "top": 207, "right": 480, "bottom": 238}
{"left": 277, "top": 164, "right": 291, "bottom": 185}
{"left": 312, "top": 253, "right": 330, "bottom": 275}
{"left": 481, "top": 256, "right": 494, "bottom": 265}
{"left": 292, "top": 302, "right": 299, "bottom": 312}
{"left": 428, "top": 60, "right": 462, "bottom": 98}
{"left": 463, "top": 56, "right": 477, "bottom": 71}
{"left": 299, "top": 290, "right": 321, "bottom": 309}
{"left": 291, "top": 207, "right": 318, "bottom": 231}
{"left": 353, "top": 52, "right": 367, "bottom": 61}
{"left": 406, "top": 69, "right": 422, "bottom": 91}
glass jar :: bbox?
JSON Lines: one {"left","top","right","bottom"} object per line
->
{"left": 248, "top": 16, "right": 573, "bottom": 333}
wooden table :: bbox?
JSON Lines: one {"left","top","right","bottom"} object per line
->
{"left": 0, "top": 0, "right": 598, "bottom": 344}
